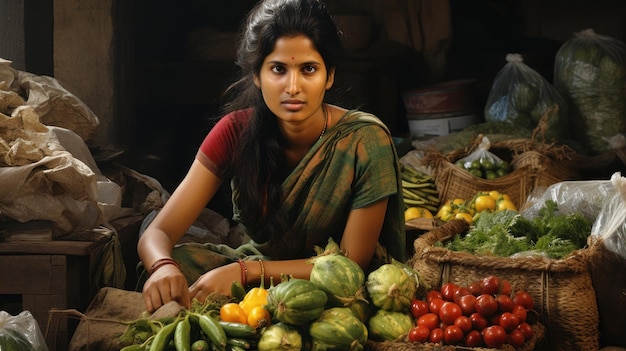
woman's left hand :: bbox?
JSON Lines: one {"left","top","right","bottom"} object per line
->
{"left": 189, "top": 262, "right": 241, "bottom": 302}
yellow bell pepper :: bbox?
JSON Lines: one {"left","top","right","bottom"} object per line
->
{"left": 238, "top": 263, "right": 269, "bottom": 316}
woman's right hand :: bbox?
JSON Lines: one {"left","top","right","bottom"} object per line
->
{"left": 142, "top": 264, "right": 190, "bottom": 313}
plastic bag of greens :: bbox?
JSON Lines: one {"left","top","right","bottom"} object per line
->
{"left": 554, "top": 28, "right": 626, "bottom": 155}
{"left": 455, "top": 136, "right": 510, "bottom": 180}
{"left": 521, "top": 179, "right": 613, "bottom": 223}
{"left": 484, "top": 53, "right": 569, "bottom": 142}
{"left": 0, "top": 310, "right": 48, "bottom": 351}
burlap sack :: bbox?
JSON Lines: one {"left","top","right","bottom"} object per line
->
{"left": 63, "top": 287, "right": 147, "bottom": 351}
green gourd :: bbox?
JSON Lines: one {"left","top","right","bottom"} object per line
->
{"left": 266, "top": 278, "right": 327, "bottom": 326}
{"left": 309, "top": 307, "right": 368, "bottom": 351}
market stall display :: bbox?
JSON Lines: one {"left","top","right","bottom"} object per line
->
{"left": 423, "top": 134, "right": 578, "bottom": 210}
{"left": 408, "top": 219, "right": 599, "bottom": 351}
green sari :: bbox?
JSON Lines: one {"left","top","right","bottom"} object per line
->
{"left": 139, "top": 110, "right": 405, "bottom": 287}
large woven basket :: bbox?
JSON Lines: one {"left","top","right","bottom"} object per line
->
{"left": 425, "top": 137, "right": 579, "bottom": 209}
{"left": 408, "top": 220, "right": 600, "bottom": 351}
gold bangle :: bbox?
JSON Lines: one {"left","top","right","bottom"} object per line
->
{"left": 237, "top": 259, "right": 248, "bottom": 286}
{"left": 258, "top": 260, "right": 265, "bottom": 282}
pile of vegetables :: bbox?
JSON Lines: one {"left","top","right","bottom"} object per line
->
{"left": 365, "top": 259, "right": 428, "bottom": 342}
{"left": 118, "top": 239, "right": 430, "bottom": 351}
{"left": 436, "top": 190, "right": 517, "bottom": 225}
{"left": 407, "top": 275, "right": 537, "bottom": 348}
{"left": 118, "top": 294, "right": 258, "bottom": 351}
{"left": 444, "top": 200, "right": 592, "bottom": 259}
{"left": 455, "top": 157, "right": 510, "bottom": 180}
{"left": 401, "top": 163, "right": 440, "bottom": 214}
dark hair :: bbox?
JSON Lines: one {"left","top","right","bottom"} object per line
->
{"left": 222, "top": 0, "right": 343, "bottom": 237}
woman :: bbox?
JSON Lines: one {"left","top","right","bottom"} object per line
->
{"left": 138, "top": 0, "right": 405, "bottom": 313}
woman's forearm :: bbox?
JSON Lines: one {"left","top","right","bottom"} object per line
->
{"left": 242, "top": 258, "right": 314, "bottom": 287}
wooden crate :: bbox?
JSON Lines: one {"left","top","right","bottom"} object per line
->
{"left": 0, "top": 233, "right": 111, "bottom": 351}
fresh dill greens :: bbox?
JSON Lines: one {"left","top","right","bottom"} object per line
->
{"left": 442, "top": 200, "right": 592, "bottom": 259}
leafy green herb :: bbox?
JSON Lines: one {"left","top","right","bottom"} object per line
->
{"left": 443, "top": 200, "right": 592, "bottom": 259}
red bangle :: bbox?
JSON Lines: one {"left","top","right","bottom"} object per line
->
{"left": 237, "top": 259, "right": 248, "bottom": 286}
{"left": 149, "top": 258, "right": 181, "bottom": 275}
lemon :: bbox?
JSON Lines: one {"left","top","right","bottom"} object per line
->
{"left": 405, "top": 207, "right": 422, "bottom": 221}
{"left": 405, "top": 207, "right": 433, "bottom": 221}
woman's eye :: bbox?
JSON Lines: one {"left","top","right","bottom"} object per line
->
{"left": 303, "top": 66, "right": 316, "bottom": 74}
{"left": 271, "top": 65, "right": 285, "bottom": 73}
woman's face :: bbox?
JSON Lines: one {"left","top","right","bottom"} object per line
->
{"left": 254, "top": 35, "right": 335, "bottom": 126}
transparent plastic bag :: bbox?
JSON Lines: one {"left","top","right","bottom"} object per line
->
{"left": 521, "top": 179, "right": 613, "bottom": 222}
{"left": 554, "top": 28, "right": 626, "bottom": 154}
{"left": 0, "top": 310, "right": 48, "bottom": 351}
{"left": 455, "top": 136, "right": 510, "bottom": 179}
{"left": 591, "top": 172, "right": 626, "bottom": 258}
{"left": 484, "top": 53, "right": 569, "bottom": 142}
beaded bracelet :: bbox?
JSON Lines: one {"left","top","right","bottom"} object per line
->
{"left": 149, "top": 257, "right": 181, "bottom": 275}
{"left": 237, "top": 259, "right": 248, "bottom": 286}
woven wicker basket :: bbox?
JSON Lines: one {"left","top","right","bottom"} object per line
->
{"left": 407, "top": 220, "right": 600, "bottom": 351}
{"left": 365, "top": 322, "right": 545, "bottom": 351}
{"left": 425, "top": 136, "right": 580, "bottom": 209}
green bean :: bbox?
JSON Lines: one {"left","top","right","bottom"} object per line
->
{"left": 174, "top": 315, "right": 192, "bottom": 351}
{"left": 149, "top": 319, "right": 180, "bottom": 351}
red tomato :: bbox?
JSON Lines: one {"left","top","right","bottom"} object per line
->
{"left": 440, "top": 282, "right": 459, "bottom": 302}
{"left": 496, "top": 294, "right": 515, "bottom": 313}
{"left": 511, "top": 304, "right": 527, "bottom": 323}
{"left": 439, "top": 302, "right": 462, "bottom": 325}
{"left": 453, "top": 315, "right": 472, "bottom": 333}
{"left": 426, "top": 290, "right": 443, "bottom": 303}
{"left": 507, "top": 329, "right": 526, "bottom": 347}
{"left": 490, "top": 313, "right": 502, "bottom": 326}
{"left": 513, "top": 291, "right": 534, "bottom": 310}
{"left": 457, "top": 294, "right": 476, "bottom": 316}
{"left": 428, "top": 328, "right": 444, "bottom": 344}
{"left": 408, "top": 325, "right": 430, "bottom": 343}
{"left": 454, "top": 287, "right": 472, "bottom": 302}
{"left": 444, "top": 325, "right": 464, "bottom": 345}
{"left": 469, "top": 312, "right": 488, "bottom": 331}
{"left": 411, "top": 299, "right": 429, "bottom": 319}
{"left": 482, "top": 325, "right": 507, "bottom": 348}
{"left": 429, "top": 298, "right": 445, "bottom": 315}
{"left": 417, "top": 313, "right": 440, "bottom": 330}
{"left": 480, "top": 275, "right": 501, "bottom": 295}
{"left": 463, "top": 330, "right": 483, "bottom": 347}
{"left": 499, "top": 312, "right": 520, "bottom": 332}
{"left": 475, "top": 294, "right": 498, "bottom": 317}
{"left": 468, "top": 280, "right": 482, "bottom": 296}
{"left": 500, "top": 280, "right": 512, "bottom": 295}
{"left": 517, "top": 322, "right": 534, "bottom": 340}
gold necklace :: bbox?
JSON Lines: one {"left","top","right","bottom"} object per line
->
{"left": 319, "top": 104, "right": 328, "bottom": 139}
